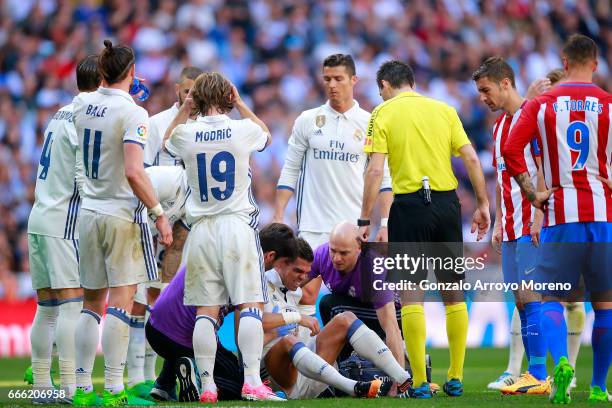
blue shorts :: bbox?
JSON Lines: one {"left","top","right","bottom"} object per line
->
{"left": 536, "top": 222, "right": 612, "bottom": 297}
{"left": 501, "top": 235, "right": 538, "bottom": 285}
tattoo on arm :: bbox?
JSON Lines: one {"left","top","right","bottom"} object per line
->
{"left": 515, "top": 172, "right": 536, "bottom": 202}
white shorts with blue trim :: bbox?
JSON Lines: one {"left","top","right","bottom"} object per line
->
{"left": 184, "top": 215, "right": 265, "bottom": 306}
{"left": 28, "top": 233, "right": 80, "bottom": 290}
{"left": 78, "top": 209, "right": 157, "bottom": 289}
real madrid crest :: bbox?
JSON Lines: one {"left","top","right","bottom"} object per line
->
{"left": 353, "top": 129, "right": 363, "bottom": 142}
{"left": 315, "top": 115, "right": 326, "bottom": 128}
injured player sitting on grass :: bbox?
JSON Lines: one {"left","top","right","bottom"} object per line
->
{"left": 261, "top": 238, "right": 412, "bottom": 399}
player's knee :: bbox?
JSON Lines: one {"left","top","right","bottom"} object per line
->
{"left": 279, "top": 335, "right": 299, "bottom": 352}
{"left": 332, "top": 311, "right": 356, "bottom": 331}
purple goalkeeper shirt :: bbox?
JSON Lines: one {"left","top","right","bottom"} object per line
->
{"left": 309, "top": 243, "right": 394, "bottom": 309}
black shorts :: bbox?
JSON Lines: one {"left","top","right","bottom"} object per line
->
{"left": 388, "top": 190, "right": 463, "bottom": 283}
{"left": 389, "top": 190, "right": 462, "bottom": 242}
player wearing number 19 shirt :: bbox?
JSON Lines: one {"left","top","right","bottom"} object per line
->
{"left": 502, "top": 34, "right": 612, "bottom": 404}
{"left": 71, "top": 41, "right": 172, "bottom": 406}
{"left": 164, "top": 72, "right": 282, "bottom": 402}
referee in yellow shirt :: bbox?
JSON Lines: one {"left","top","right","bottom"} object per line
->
{"left": 358, "top": 61, "right": 490, "bottom": 398}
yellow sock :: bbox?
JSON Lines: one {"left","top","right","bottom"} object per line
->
{"left": 401, "top": 304, "right": 427, "bottom": 386}
{"left": 446, "top": 302, "right": 468, "bottom": 381}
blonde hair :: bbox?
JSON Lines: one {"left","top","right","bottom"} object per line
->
{"left": 191, "top": 72, "right": 233, "bottom": 115}
{"left": 546, "top": 69, "right": 566, "bottom": 86}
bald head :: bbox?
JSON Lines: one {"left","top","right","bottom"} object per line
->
{"left": 329, "top": 221, "right": 360, "bottom": 273}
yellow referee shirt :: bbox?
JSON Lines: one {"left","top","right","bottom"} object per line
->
{"left": 364, "top": 91, "right": 471, "bottom": 194}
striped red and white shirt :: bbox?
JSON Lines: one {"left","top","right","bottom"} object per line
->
{"left": 503, "top": 82, "right": 612, "bottom": 227}
{"left": 492, "top": 107, "right": 540, "bottom": 241}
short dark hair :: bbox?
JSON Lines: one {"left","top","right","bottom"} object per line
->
{"left": 295, "top": 238, "right": 313, "bottom": 263}
{"left": 259, "top": 223, "right": 297, "bottom": 260}
{"left": 471, "top": 57, "right": 516, "bottom": 88}
{"left": 562, "top": 34, "right": 598, "bottom": 66}
{"left": 376, "top": 60, "right": 415, "bottom": 89}
{"left": 546, "top": 68, "right": 565, "bottom": 86}
{"left": 98, "top": 39, "right": 135, "bottom": 85}
{"left": 323, "top": 54, "right": 356, "bottom": 77}
{"left": 179, "top": 66, "right": 203, "bottom": 83}
{"left": 76, "top": 55, "right": 101, "bottom": 92}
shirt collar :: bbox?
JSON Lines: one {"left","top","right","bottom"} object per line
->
{"left": 97, "top": 86, "right": 134, "bottom": 103}
{"left": 197, "top": 114, "right": 229, "bottom": 123}
{"left": 324, "top": 100, "right": 360, "bottom": 120}
{"left": 265, "top": 268, "right": 285, "bottom": 289}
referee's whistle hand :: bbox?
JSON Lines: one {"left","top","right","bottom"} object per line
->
{"left": 471, "top": 205, "right": 491, "bottom": 241}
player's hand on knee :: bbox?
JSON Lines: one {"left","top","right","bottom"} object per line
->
{"left": 299, "top": 315, "right": 320, "bottom": 336}
{"left": 156, "top": 215, "right": 173, "bottom": 247}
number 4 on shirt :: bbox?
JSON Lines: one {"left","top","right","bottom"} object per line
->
{"left": 38, "top": 131, "right": 54, "bottom": 180}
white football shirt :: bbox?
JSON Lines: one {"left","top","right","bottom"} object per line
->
{"left": 145, "top": 103, "right": 183, "bottom": 167}
{"left": 277, "top": 101, "right": 392, "bottom": 233}
{"left": 142, "top": 166, "right": 189, "bottom": 235}
{"left": 73, "top": 87, "right": 149, "bottom": 222}
{"left": 165, "top": 114, "right": 268, "bottom": 227}
{"left": 28, "top": 103, "right": 81, "bottom": 239}
{"left": 262, "top": 268, "right": 303, "bottom": 357}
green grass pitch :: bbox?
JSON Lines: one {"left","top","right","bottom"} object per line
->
{"left": 0, "top": 347, "right": 608, "bottom": 407}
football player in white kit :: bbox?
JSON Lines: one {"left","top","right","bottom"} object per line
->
{"left": 262, "top": 238, "right": 412, "bottom": 399}
{"left": 127, "top": 165, "right": 190, "bottom": 398}
{"left": 164, "top": 72, "right": 279, "bottom": 402}
{"left": 71, "top": 40, "right": 172, "bottom": 406}
{"left": 273, "top": 54, "right": 393, "bottom": 328}
{"left": 27, "top": 55, "right": 100, "bottom": 403}
{"left": 128, "top": 67, "right": 201, "bottom": 393}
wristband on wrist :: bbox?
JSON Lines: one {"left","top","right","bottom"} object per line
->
{"left": 281, "top": 311, "right": 301, "bottom": 325}
{"left": 380, "top": 218, "right": 388, "bottom": 228}
{"left": 148, "top": 203, "right": 164, "bottom": 220}
{"left": 357, "top": 218, "right": 370, "bottom": 227}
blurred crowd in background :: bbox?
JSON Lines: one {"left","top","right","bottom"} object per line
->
{"left": 0, "top": 0, "right": 610, "bottom": 299}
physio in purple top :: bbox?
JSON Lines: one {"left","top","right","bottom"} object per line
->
{"left": 303, "top": 221, "right": 405, "bottom": 368}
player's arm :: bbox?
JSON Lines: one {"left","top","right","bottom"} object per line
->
{"left": 231, "top": 86, "right": 271, "bottom": 148}
{"left": 492, "top": 183, "right": 502, "bottom": 253}
{"left": 161, "top": 221, "right": 189, "bottom": 283}
{"left": 124, "top": 144, "right": 172, "bottom": 246}
{"left": 531, "top": 156, "right": 546, "bottom": 246}
{"left": 162, "top": 90, "right": 194, "bottom": 153}
{"left": 359, "top": 152, "right": 386, "bottom": 240}
{"left": 458, "top": 143, "right": 490, "bottom": 240}
{"left": 262, "top": 311, "right": 320, "bottom": 335}
{"left": 376, "top": 302, "right": 404, "bottom": 368}
{"left": 274, "top": 115, "right": 308, "bottom": 223}
{"left": 502, "top": 101, "right": 555, "bottom": 209}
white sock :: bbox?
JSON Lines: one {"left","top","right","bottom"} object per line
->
{"left": 31, "top": 301, "right": 59, "bottom": 388}
{"left": 193, "top": 315, "right": 218, "bottom": 393}
{"left": 291, "top": 342, "right": 357, "bottom": 395}
{"left": 127, "top": 315, "right": 146, "bottom": 387}
{"left": 55, "top": 299, "right": 82, "bottom": 396}
{"left": 75, "top": 309, "right": 101, "bottom": 392}
{"left": 348, "top": 320, "right": 410, "bottom": 385}
{"left": 566, "top": 302, "right": 585, "bottom": 368}
{"left": 103, "top": 307, "right": 130, "bottom": 393}
{"left": 238, "top": 308, "right": 264, "bottom": 387}
{"left": 506, "top": 307, "right": 524, "bottom": 376}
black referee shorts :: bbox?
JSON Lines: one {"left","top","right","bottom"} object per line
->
{"left": 388, "top": 190, "right": 463, "bottom": 284}
{"left": 389, "top": 190, "right": 462, "bottom": 242}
